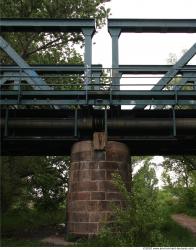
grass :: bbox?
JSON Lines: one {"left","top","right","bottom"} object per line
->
{"left": 1, "top": 208, "right": 65, "bottom": 234}
{"left": 161, "top": 219, "right": 196, "bottom": 247}
{"left": 1, "top": 208, "right": 66, "bottom": 247}
{"left": 0, "top": 238, "right": 50, "bottom": 247}
{"left": 75, "top": 218, "right": 196, "bottom": 247}
{"left": 1, "top": 208, "right": 196, "bottom": 247}
{"left": 2, "top": 220, "right": 196, "bottom": 247}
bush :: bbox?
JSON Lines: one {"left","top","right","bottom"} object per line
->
{"left": 94, "top": 162, "right": 168, "bottom": 247}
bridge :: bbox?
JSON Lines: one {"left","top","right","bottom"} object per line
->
{"left": 1, "top": 18, "right": 196, "bottom": 155}
{"left": 1, "top": 17, "right": 196, "bottom": 237}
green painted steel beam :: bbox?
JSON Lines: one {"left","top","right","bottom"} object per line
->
{"left": 0, "top": 18, "right": 96, "bottom": 68}
{"left": 1, "top": 90, "right": 195, "bottom": 106}
{"left": 118, "top": 65, "right": 196, "bottom": 75}
{"left": 0, "top": 18, "right": 96, "bottom": 33}
{"left": 1, "top": 64, "right": 196, "bottom": 74}
{"left": 1, "top": 89, "right": 196, "bottom": 96}
{"left": 108, "top": 19, "right": 196, "bottom": 33}
{"left": 1, "top": 99, "right": 196, "bottom": 106}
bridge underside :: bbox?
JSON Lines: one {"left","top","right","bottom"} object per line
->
{"left": 1, "top": 109, "right": 196, "bottom": 156}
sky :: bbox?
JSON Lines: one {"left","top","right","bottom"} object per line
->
{"left": 92, "top": 0, "right": 196, "bottom": 67}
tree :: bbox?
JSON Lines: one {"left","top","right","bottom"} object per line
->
{"left": 162, "top": 156, "right": 196, "bottom": 188}
{"left": 0, "top": 0, "right": 111, "bottom": 214}
{"left": 0, "top": 156, "right": 69, "bottom": 212}
{"left": 1, "top": 0, "right": 110, "bottom": 64}
{"left": 161, "top": 156, "right": 196, "bottom": 215}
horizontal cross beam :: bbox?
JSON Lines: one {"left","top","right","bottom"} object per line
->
{"left": 1, "top": 64, "right": 196, "bottom": 75}
{"left": 118, "top": 65, "right": 196, "bottom": 75}
{"left": 0, "top": 64, "right": 103, "bottom": 74}
{"left": 1, "top": 90, "right": 196, "bottom": 106}
{"left": 108, "top": 19, "right": 196, "bottom": 33}
{"left": 0, "top": 18, "right": 96, "bottom": 34}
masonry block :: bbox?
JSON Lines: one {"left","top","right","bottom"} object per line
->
{"left": 70, "top": 192, "right": 91, "bottom": 200}
{"left": 91, "top": 170, "right": 106, "bottom": 180}
{"left": 91, "top": 191, "right": 105, "bottom": 200}
{"left": 67, "top": 140, "right": 130, "bottom": 237}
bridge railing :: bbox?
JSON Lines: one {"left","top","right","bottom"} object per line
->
{"left": 1, "top": 65, "right": 196, "bottom": 87}
{"left": 1, "top": 66, "right": 196, "bottom": 109}
{"left": 0, "top": 64, "right": 103, "bottom": 90}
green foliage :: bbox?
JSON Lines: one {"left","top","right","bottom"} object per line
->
{"left": 1, "top": 239, "right": 48, "bottom": 247}
{"left": 1, "top": 0, "right": 110, "bottom": 64}
{"left": 161, "top": 219, "right": 196, "bottom": 247}
{"left": 157, "top": 189, "right": 178, "bottom": 216}
{"left": 0, "top": 156, "right": 69, "bottom": 212}
{"left": 93, "top": 158, "right": 167, "bottom": 247}
{"left": 0, "top": 0, "right": 110, "bottom": 26}
{"left": 1, "top": 208, "right": 65, "bottom": 235}
{"left": 161, "top": 156, "right": 196, "bottom": 216}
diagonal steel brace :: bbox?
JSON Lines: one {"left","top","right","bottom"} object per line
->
{"left": 0, "top": 36, "right": 50, "bottom": 90}
{"left": 134, "top": 43, "right": 196, "bottom": 109}
{"left": 157, "top": 73, "right": 196, "bottom": 109}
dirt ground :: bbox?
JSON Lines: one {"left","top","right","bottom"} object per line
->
{"left": 172, "top": 213, "right": 196, "bottom": 235}
{"left": 41, "top": 236, "right": 74, "bottom": 246}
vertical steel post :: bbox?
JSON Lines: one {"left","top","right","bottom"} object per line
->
{"left": 85, "top": 65, "right": 90, "bottom": 104}
{"left": 82, "top": 28, "right": 94, "bottom": 101}
{"left": 172, "top": 106, "right": 176, "bottom": 137}
{"left": 13, "top": 69, "right": 20, "bottom": 90}
{"left": 74, "top": 108, "right": 78, "bottom": 137}
{"left": 17, "top": 68, "right": 22, "bottom": 104}
{"left": 108, "top": 28, "right": 121, "bottom": 90}
{"left": 109, "top": 68, "right": 112, "bottom": 105}
{"left": 4, "top": 108, "right": 9, "bottom": 137}
{"left": 194, "top": 80, "right": 196, "bottom": 91}
{"left": 104, "top": 106, "right": 108, "bottom": 135}
{"left": 82, "top": 28, "right": 94, "bottom": 68}
{"left": 92, "top": 71, "right": 101, "bottom": 90}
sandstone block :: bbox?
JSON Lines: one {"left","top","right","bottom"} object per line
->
{"left": 91, "top": 191, "right": 105, "bottom": 200}
{"left": 91, "top": 170, "right": 106, "bottom": 180}
{"left": 70, "top": 192, "right": 90, "bottom": 200}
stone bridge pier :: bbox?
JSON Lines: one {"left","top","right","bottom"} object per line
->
{"left": 67, "top": 136, "right": 130, "bottom": 237}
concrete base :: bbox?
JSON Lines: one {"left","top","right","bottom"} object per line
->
{"left": 67, "top": 140, "right": 130, "bottom": 237}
